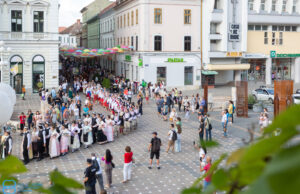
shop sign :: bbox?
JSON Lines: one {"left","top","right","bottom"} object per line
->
{"left": 228, "top": 23, "right": 240, "bottom": 42}
{"left": 138, "top": 59, "right": 143, "bottom": 67}
{"left": 125, "top": 55, "right": 131, "bottom": 61}
{"left": 270, "top": 50, "right": 300, "bottom": 58}
{"left": 166, "top": 58, "right": 184, "bottom": 62}
{"left": 226, "top": 52, "right": 243, "bottom": 57}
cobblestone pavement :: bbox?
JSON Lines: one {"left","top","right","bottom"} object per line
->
{"left": 11, "top": 93, "right": 263, "bottom": 194}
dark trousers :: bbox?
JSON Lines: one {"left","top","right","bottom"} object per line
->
{"left": 27, "top": 121, "right": 33, "bottom": 130}
{"left": 139, "top": 107, "right": 143, "bottom": 115}
{"left": 37, "top": 142, "right": 44, "bottom": 159}
{"left": 20, "top": 123, "right": 25, "bottom": 131}
{"left": 45, "top": 138, "right": 50, "bottom": 156}
{"left": 178, "top": 103, "right": 182, "bottom": 112}
{"left": 199, "top": 132, "right": 204, "bottom": 142}
{"left": 85, "top": 182, "right": 96, "bottom": 194}
{"left": 92, "top": 128, "right": 97, "bottom": 144}
{"left": 23, "top": 146, "right": 29, "bottom": 163}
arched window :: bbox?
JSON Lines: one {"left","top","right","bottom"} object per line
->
{"left": 32, "top": 55, "right": 45, "bottom": 93}
{"left": 10, "top": 55, "right": 23, "bottom": 94}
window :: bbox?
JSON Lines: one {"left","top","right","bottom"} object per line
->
{"left": 136, "top": 9, "right": 139, "bottom": 24}
{"left": 127, "top": 37, "right": 129, "bottom": 46}
{"left": 120, "top": 16, "right": 122, "bottom": 28}
{"left": 71, "top": 38, "right": 73, "bottom": 43}
{"left": 285, "top": 26, "right": 291, "bottom": 31}
{"left": 214, "top": 0, "right": 220, "bottom": 9}
{"left": 279, "top": 32, "right": 283, "bottom": 45}
{"left": 127, "top": 13, "right": 129, "bottom": 26}
{"left": 255, "top": 25, "right": 262, "bottom": 31}
{"left": 59, "top": 37, "right": 61, "bottom": 41}
{"left": 11, "top": 10, "right": 22, "bottom": 32}
{"left": 33, "top": 11, "right": 44, "bottom": 32}
{"left": 131, "top": 36, "right": 134, "bottom": 48}
{"left": 272, "top": 32, "right": 276, "bottom": 45}
{"left": 184, "top": 9, "right": 191, "bottom": 24}
{"left": 272, "top": 0, "right": 277, "bottom": 12}
{"left": 262, "top": 25, "right": 268, "bottom": 30}
{"left": 184, "top": 67, "right": 193, "bottom": 85}
{"left": 131, "top": 11, "right": 134, "bottom": 26}
{"left": 282, "top": 0, "right": 287, "bottom": 12}
{"left": 292, "top": 26, "right": 297, "bottom": 31}
{"left": 248, "top": 0, "right": 254, "bottom": 11}
{"left": 154, "top": 36, "right": 162, "bottom": 51}
{"left": 157, "top": 67, "right": 166, "bottom": 84}
{"left": 260, "top": 0, "right": 265, "bottom": 11}
{"left": 154, "top": 8, "right": 162, "bottom": 24}
{"left": 248, "top": 25, "right": 254, "bottom": 30}
{"left": 124, "top": 14, "right": 126, "bottom": 27}
{"left": 293, "top": 0, "right": 298, "bottom": 13}
{"left": 272, "top": 25, "right": 278, "bottom": 31}
{"left": 136, "top": 36, "right": 138, "bottom": 51}
{"left": 117, "top": 17, "right": 119, "bottom": 29}
{"left": 184, "top": 36, "right": 191, "bottom": 51}
{"left": 278, "top": 26, "right": 284, "bottom": 31}
{"left": 264, "top": 32, "right": 268, "bottom": 44}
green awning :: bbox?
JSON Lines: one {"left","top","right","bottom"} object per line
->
{"left": 202, "top": 70, "right": 218, "bottom": 75}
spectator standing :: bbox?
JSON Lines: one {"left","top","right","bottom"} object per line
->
{"left": 122, "top": 146, "right": 134, "bottom": 183}
{"left": 102, "top": 149, "right": 114, "bottom": 189}
{"left": 175, "top": 121, "right": 182, "bottom": 152}
{"left": 148, "top": 132, "right": 162, "bottom": 169}
{"left": 19, "top": 112, "right": 26, "bottom": 133}
{"left": 198, "top": 119, "right": 205, "bottom": 142}
{"left": 166, "top": 124, "right": 176, "bottom": 153}
{"left": 91, "top": 153, "right": 104, "bottom": 192}
{"left": 200, "top": 156, "right": 212, "bottom": 190}
{"left": 22, "top": 85, "right": 26, "bottom": 100}
{"left": 84, "top": 159, "right": 97, "bottom": 194}
{"left": 204, "top": 114, "right": 212, "bottom": 141}
{"left": 222, "top": 110, "right": 228, "bottom": 137}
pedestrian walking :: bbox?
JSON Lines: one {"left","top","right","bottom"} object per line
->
{"left": 222, "top": 110, "right": 228, "bottom": 137}
{"left": 200, "top": 156, "right": 212, "bottom": 190}
{"left": 22, "top": 85, "right": 26, "bottom": 100}
{"left": 91, "top": 153, "right": 105, "bottom": 192}
{"left": 175, "top": 121, "right": 182, "bottom": 152}
{"left": 148, "top": 132, "right": 161, "bottom": 169}
{"left": 166, "top": 124, "right": 177, "bottom": 153}
{"left": 198, "top": 119, "right": 205, "bottom": 142}
{"left": 204, "top": 114, "right": 212, "bottom": 141}
{"left": 122, "top": 146, "right": 134, "bottom": 183}
{"left": 19, "top": 112, "right": 26, "bottom": 133}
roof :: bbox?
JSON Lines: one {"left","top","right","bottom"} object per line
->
{"left": 59, "top": 27, "right": 67, "bottom": 33}
{"left": 98, "top": 2, "right": 116, "bottom": 17}
{"left": 60, "top": 20, "right": 82, "bottom": 35}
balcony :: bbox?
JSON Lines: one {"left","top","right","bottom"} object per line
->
{"left": 211, "top": 9, "right": 223, "bottom": 23}
{"left": 209, "top": 33, "right": 222, "bottom": 40}
{"left": 0, "top": 32, "right": 59, "bottom": 41}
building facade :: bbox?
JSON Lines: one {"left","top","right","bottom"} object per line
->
{"left": 114, "top": 0, "right": 202, "bottom": 89}
{"left": 246, "top": 0, "right": 300, "bottom": 85}
{"left": 59, "top": 19, "right": 82, "bottom": 47}
{"left": 0, "top": 0, "right": 59, "bottom": 93}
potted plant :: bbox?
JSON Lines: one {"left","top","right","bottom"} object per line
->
{"left": 248, "top": 95, "right": 256, "bottom": 109}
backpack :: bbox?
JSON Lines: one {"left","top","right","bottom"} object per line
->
{"left": 232, "top": 104, "right": 236, "bottom": 114}
{"left": 152, "top": 138, "right": 161, "bottom": 152}
{"left": 207, "top": 118, "right": 213, "bottom": 131}
{"left": 93, "top": 158, "right": 100, "bottom": 172}
{"left": 172, "top": 130, "right": 177, "bottom": 141}
{"left": 176, "top": 124, "right": 182, "bottom": 134}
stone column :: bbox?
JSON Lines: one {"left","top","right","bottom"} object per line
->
{"left": 265, "top": 57, "right": 272, "bottom": 86}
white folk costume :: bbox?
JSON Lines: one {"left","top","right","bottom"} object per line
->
{"left": 60, "top": 128, "right": 71, "bottom": 154}
{"left": 49, "top": 129, "right": 60, "bottom": 158}
{"left": 70, "top": 125, "right": 80, "bottom": 151}
{"left": 105, "top": 119, "right": 114, "bottom": 142}
{"left": 82, "top": 125, "right": 93, "bottom": 147}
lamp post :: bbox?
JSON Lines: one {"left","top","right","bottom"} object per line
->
{"left": 0, "top": 41, "right": 12, "bottom": 83}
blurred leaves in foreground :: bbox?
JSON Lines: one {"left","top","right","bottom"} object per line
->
{"left": 182, "top": 105, "right": 300, "bottom": 194}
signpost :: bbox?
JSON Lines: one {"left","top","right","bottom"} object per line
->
{"left": 236, "top": 81, "right": 248, "bottom": 118}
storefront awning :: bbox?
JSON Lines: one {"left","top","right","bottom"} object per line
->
{"left": 202, "top": 70, "right": 218, "bottom": 75}
{"left": 206, "top": 64, "right": 250, "bottom": 70}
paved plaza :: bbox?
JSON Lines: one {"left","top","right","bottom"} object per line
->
{"left": 11, "top": 90, "right": 263, "bottom": 194}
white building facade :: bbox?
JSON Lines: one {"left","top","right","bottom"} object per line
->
{"left": 58, "top": 34, "right": 77, "bottom": 47}
{"left": 114, "top": 0, "right": 202, "bottom": 89}
{"left": 0, "top": 0, "right": 59, "bottom": 93}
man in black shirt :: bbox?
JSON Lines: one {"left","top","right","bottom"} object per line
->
{"left": 37, "top": 125, "right": 46, "bottom": 161}
{"left": 91, "top": 113, "right": 97, "bottom": 144}
{"left": 148, "top": 132, "right": 162, "bottom": 170}
{"left": 84, "top": 159, "right": 97, "bottom": 194}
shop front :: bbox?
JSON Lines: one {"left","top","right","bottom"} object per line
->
{"left": 241, "top": 54, "right": 268, "bottom": 83}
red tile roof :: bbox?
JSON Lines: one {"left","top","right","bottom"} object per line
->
{"left": 99, "top": 2, "right": 116, "bottom": 16}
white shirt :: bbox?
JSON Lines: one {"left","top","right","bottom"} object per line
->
{"left": 168, "top": 130, "right": 174, "bottom": 140}
{"left": 74, "top": 108, "right": 79, "bottom": 116}
{"left": 221, "top": 114, "right": 227, "bottom": 123}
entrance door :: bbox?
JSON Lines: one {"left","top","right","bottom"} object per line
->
{"left": 157, "top": 67, "right": 166, "bottom": 85}
{"left": 184, "top": 66, "right": 193, "bottom": 85}
{"left": 14, "top": 74, "right": 22, "bottom": 94}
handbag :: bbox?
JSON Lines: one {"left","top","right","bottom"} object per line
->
{"left": 111, "top": 162, "right": 115, "bottom": 168}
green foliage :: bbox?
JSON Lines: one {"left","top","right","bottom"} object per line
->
{"left": 248, "top": 95, "right": 256, "bottom": 104}
{"left": 102, "top": 78, "right": 111, "bottom": 89}
{"left": 182, "top": 105, "right": 300, "bottom": 194}
{"left": 0, "top": 156, "right": 27, "bottom": 184}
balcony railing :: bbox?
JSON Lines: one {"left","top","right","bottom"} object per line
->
{"left": 0, "top": 31, "right": 59, "bottom": 41}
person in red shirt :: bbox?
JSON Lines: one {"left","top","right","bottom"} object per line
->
{"left": 122, "top": 146, "right": 134, "bottom": 183}
{"left": 200, "top": 156, "right": 212, "bottom": 190}
{"left": 19, "top": 112, "right": 26, "bottom": 132}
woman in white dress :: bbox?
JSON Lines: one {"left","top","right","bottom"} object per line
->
{"left": 70, "top": 122, "right": 80, "bottom": 152}
{"left": 49, "top": 126, "right": 60, "bottom": 158}
{"left": 105, "top": 115, "right": 114, "bottom": 142}
{"left": 82, "top": 121, "right": 93, "bottom": 148}
{"left": 60, "top": 125, "right": 70, "bottom": 155}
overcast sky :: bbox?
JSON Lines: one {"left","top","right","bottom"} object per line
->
{"left": 59, "top": 0, "right": 95, "bottom": 27}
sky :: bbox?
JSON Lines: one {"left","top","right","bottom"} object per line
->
{"left": 59, "top": 0, "right": 95, "bottom": 27}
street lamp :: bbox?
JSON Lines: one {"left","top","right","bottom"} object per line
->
{"left": 0, "top": 41, "right": 12, "bottom": 83}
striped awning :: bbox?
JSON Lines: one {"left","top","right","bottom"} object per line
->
{"left": 206, "top": 64, "right": 250, "bottom": 70}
